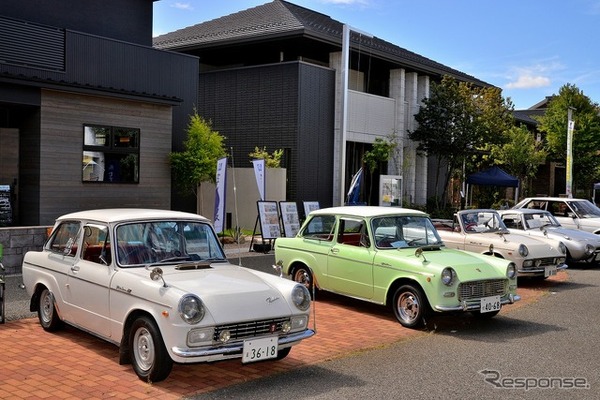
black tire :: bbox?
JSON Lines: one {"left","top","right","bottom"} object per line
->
{"left": 471, "top": 310, "right": 500, "bottom": 319}
{"left": 38, "top": 288, "right": 62, "bottom": 332}
{"left": 292, "top": 265, "right": 314, "bottom": 293}
{"left": 392, "top": 285, "right": 428, "bottom": 329}
{"left": 129, "top": 316, "right": 173, "bottom": 382}
{"left": 276, "top": 346, "right": 292, "bottom": 360}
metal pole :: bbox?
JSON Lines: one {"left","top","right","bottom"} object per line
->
{"left": 340, "top": 24, "right": 350, "bottom": 206}
{"left": 566, "top": 107, "right": 575, "bottom": 198}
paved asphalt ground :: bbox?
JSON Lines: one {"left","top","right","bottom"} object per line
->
{"left": 2, "top": 246, "right": 596, "bottom": 399}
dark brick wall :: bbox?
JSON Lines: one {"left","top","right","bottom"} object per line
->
{"left": 198, "top": 61, "right": 335, "bottom": 208}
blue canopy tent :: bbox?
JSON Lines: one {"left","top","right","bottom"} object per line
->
{"left": 465, "top": 166, "right": 519, "bottom": 207}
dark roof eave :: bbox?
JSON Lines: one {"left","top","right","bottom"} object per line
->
{"left": 0, "top": 75, "right": 183, "bottom": 105}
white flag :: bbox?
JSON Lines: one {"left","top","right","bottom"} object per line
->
{"left": 252, "top": 159, "right": 266, "bottom": 201}
{"left": 213, "top": 157, "right": 227, "bottom": 233}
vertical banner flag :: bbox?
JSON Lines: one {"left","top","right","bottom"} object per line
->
{"left": 213, "top": 157, "right": 227, "bottom": 233}
{"left": 252, "top": 159, "right": 266, "bottom": 201}
{"left": 346, "top": 167, "right": 363, "bottom": 205}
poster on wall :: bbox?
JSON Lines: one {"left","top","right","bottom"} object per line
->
{"left": 257, "top": 201, "right": 281, "bottom": 239}
{"left": 302, "top": 201, "right": 320, "bottom": 220}
{"left": 279, "top": 201, "right": 300, "bottom": 237}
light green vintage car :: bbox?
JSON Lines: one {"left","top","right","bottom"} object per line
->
{"left": 274, "top": 206, "right": 520, "bottom": 328}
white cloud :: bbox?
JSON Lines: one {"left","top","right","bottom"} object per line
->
{"left": 505, "top": 75, "right": 551, "bottom": 89}
{"left": 172, "top": 2, "right": 193, "bottom": 10}
{"left": 504, "top": 61, "right": 563, "bottom": 90}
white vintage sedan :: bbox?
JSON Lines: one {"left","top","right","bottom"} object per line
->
{"left": 498, "top": 208, "right": 600, "bottom": 264}
{"left": 434, "top": 209, "right": 568, "bottom": 279}
{"left": 22, "top": 209, "right": 314, "bottom": 382}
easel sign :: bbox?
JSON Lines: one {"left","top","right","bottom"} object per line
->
{"left": 279, "top": 201, "right": 300, "bottom": 237}
{"left": 302, "top": 201, "right": 320, "bottom": 221}
{"left": 257, "top": 201, "right": 281, "bottom": 239}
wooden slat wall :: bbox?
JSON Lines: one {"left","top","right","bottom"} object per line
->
{"left": 38, "top": 89, "right": 172, "bottom": 225}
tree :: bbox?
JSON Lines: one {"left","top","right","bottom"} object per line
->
{"left": 535, "top": 84, "right": 600, "bottom": 194}
{"left": 409, "top": 76, "right": 514, "bottom": 208}
{"left": 490, "top": 125, "right": 547, "bottom": 197}
{"left": 248, "top": 146, "right": 283, "bottom": 168}
{"left": 362, "top": 137, "right": 396, "bottom": 204}
{"left": 169, "top": 112, "right": 227, "bottom": 197}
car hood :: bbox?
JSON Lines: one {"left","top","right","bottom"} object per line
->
{"left": 460, "top": 231, "right": 562, "bottom": 256}
{"left": 128, "top": 263, "right": 296, "bottom": 323}
{"left": 378, "top": 248, "right": 508, "bottom": 281}
{"left": 540, "top": 227, "right": 600, "bottom": 244}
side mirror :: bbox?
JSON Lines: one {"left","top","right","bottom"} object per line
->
{"left": 150, "top": 267, "right": 167, "bottom": 287}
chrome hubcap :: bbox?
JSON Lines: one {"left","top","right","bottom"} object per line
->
{"left": 398, "top": 292, "right": 420, "bottom": 322}
{"left": 133, "top": 327, "right": 155, "bottom": 371}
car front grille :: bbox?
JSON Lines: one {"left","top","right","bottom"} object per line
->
{"left": 214, "top": 317, "right": 290, "bottom": 341}
{"left": 458, "top": 279, "right": 506, "bottom": 301}
{"left": 522, "top": 257, "right": 561, "bottom": 270}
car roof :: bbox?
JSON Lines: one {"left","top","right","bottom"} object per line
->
{"left": 498, "top": 209, "right": 551, "bottom": 215}
{"left": 56, "top": 208, "right": 210, "bottom": 224}
{"left": 309, "top": 206, "right": 428, "bottom": 218}
{"left": 520, "top": 197, "right": 589, "bottom": 202}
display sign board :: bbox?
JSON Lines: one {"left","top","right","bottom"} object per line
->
{"left": 302, "top": 201, "right": 320, "bottom": 220}
{"left": 279, "top": 201, "right": 300, "bottom": 237}
{"left": 257, "top": 201, "right": 281, "bottom": 239}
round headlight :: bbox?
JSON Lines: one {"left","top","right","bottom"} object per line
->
{"left": 441, "top": 267, "right": 455, "bottom": 286}
{"left": 585, "top": 244, "right": 594, "bottom": 256}
{"left": 518, "top": 244, "right": 529, "bottom": 257}
{"left": 179, "top": 295, "right": 205, "bottom": 324}
{"left": 558, "top": 242, "right": 567, "bottom": 255}
{"left": 506, "top": 262, "right": 517, "bottom": 279}
{"left": 292, "top": 284, "right": 311, "bottom": 311}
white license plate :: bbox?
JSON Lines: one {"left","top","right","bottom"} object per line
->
{"left": 480, "top": 296, "right": 501, "bottom": 313}
{"left": 545, "top": 265, "right": 557, "bottom": 277}
{"left": 242, "top": 336, "right": 278, "bottom": 363}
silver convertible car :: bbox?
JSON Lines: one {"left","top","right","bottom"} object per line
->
{"left": 22, "top": 209, "right": 314, "bottom": 382}
{"left": 498, "top": 208, "right": 600, "bottom": 264}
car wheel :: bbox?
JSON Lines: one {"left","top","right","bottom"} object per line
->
{"left": 292, "top": 265, "right": 314, "bottom": 292}
{"left": 471, "top": 310, "right": 500, "bottom": 319}
{"left": 129, "top": 316, "right": 173, "bottom": 382}
{"left": 276, "top": 347, "right": 292, "bottom": 360}
{"left": 38, "top": 288, "right": 62, "bottom": 332}
{"left": 392, "top": 285, "right": 427, "bottom": 328}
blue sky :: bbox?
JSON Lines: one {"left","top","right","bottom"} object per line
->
{"left": 153, "top": 0, "right": 600, "bottom": 110}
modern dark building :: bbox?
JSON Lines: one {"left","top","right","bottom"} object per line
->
{"left": 0, "top": 0, "right": 198, "bottom": 225}
{"left": 154, "top": 0, "right": 494, "bottom": 208}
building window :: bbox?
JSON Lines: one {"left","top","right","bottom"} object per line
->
{"left": 82, "top": 125, "right": 140, "bottom": 183}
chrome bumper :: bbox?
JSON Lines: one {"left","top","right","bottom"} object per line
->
{"left": 518, "top": 262, "right": 568, "bottom": 277}
{"left": 434, "top": 293, "right": 521, "bottom": 312}
{"left": 172, "top": 329, "right": 315, "bottom": 359}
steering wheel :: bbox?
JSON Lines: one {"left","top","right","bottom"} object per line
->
{"left": 465, "top": 223, "right": 477, "bottom": 232}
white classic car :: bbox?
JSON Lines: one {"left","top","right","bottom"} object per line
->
{"left": 434, "top": 209, "right": 568, "bottom": 279}
{"left": 22, "top": 209, "right": 314, "bottom": 382}
{"left": 513, "top": 197, "right": 600, "bottom": 234}
{"left": 498, "top": 208, "right": 600, "bottom": 264}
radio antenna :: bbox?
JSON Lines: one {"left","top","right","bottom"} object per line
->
{"left": 230, "top": 147, "right": 242, "bottom": 266}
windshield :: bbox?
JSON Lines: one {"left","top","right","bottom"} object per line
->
{"left": 460, "top": 211, "right": 508, "bottom": 233}
{"left": 115, "top": 220, "right": 226, "bottom": 267}
{"left": 568, "top": 200, "right": 600, "bottom": 218}
{"left": 524, "top": 212, "right": 560, "bottom": 229}
{"left": 372, "top": 215, "right": 442, "bottom": 249}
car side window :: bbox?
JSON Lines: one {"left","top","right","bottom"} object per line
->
{"left": 549, "top": 201, "right": 570, "bottom": 217}
{"left": 337, "top": 218, "right": 369, "bottom": 247}
{"left": 46, "top": 221, "right": 81, "bottom": 257}
{"left": 81, "top": 224, "right": 111, "bottom": 265}
{"left": 301, "top": 215, "right": 336, "bottom": 241}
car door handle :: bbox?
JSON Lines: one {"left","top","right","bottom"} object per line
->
{"left": 330, "top": 248, "right": 339, "bottom": 254}
{"left": 71, "top": 266, "right": 80, "bottom": 272}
